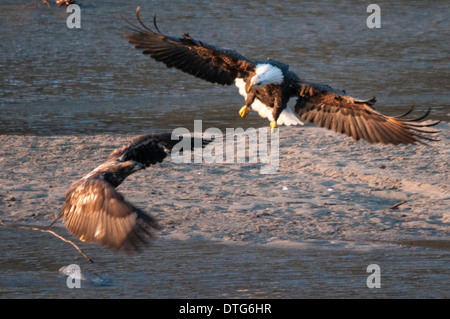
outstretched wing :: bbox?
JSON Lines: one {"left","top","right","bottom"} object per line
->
{"left": 61, "top": 179, "right": 161, "bottom": 253}
{"left": 121, "top": 7, "right": 255, "bottom": 85}
{"left": 108, "top": 132, "right": 213, "bottom": 166}
{"left": 294, "top": 81, "right": 440, "bottom": 145}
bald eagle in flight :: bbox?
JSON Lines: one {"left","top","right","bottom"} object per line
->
{"left": 50, "top": 133, "right": 210, "bottom": 253}
{"left": 121, "top": 7, "right": 439, "bottom": 145}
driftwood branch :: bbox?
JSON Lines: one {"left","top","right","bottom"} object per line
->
{"left": 0, "top": 219, "right": 94, "bottom": 263}
{"left": 389, "top": 200, "right": 407, "bottom": 210}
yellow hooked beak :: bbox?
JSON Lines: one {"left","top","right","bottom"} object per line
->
{"left": 246, "top": 76, "right": 262, "bottom": 92}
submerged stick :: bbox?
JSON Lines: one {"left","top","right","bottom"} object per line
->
{"left": 0, "top": 219, "right": 94, "bottom": 263}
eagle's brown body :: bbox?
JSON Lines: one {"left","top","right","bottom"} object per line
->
{"left": 54, "top": 133, "right": 210, "bottom": 253}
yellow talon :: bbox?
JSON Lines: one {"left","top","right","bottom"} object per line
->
{"left": 79, "top": 235, "right": 86, "bottom": 242}
{"left": 270, "top": 121, "right": 278, "bottom": 133}
{"left": 239, "top": 105, "right": 250, "bottom": 118}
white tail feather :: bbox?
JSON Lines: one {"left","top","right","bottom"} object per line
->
{"left": 251, "top": 100, "right": 303, "bottom": 126}
{"left": 277, "top": 105, "right": 304, "bottom": 126}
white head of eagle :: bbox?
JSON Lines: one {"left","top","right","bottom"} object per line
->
{"left": 249, "top": 63, "right": 284, "bottom": 89}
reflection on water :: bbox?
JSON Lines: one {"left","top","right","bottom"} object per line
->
{"left": 0, "top": 226, "right": 449, "bottom": 298}
{"left": 0, "top": 0, "right": 449, "bottom": 135}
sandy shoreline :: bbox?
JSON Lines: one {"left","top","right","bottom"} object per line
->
{"left": 0, "top": 122, "right": 448, "bottom": 251}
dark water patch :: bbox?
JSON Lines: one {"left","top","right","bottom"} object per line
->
{"left": 0, "top": 0, "right": 448, "bottom": 136}
{"left": 0, "top": 226, "right": 448, "bottom": 298}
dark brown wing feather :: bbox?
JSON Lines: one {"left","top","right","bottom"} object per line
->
{"left": 108, "top": 133, "right": 170, "bottom": 166}
{"left": 108, "top": 132, "right": 213, "bottom": 167}
{"left": 121, "top": 7, "right": 255, "bottom": 85}
{"left": 294, "top": 81, "right": 440, "bottom": 145}
{"left": 61, "top": 179, "right": 160, "bottom": 253}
